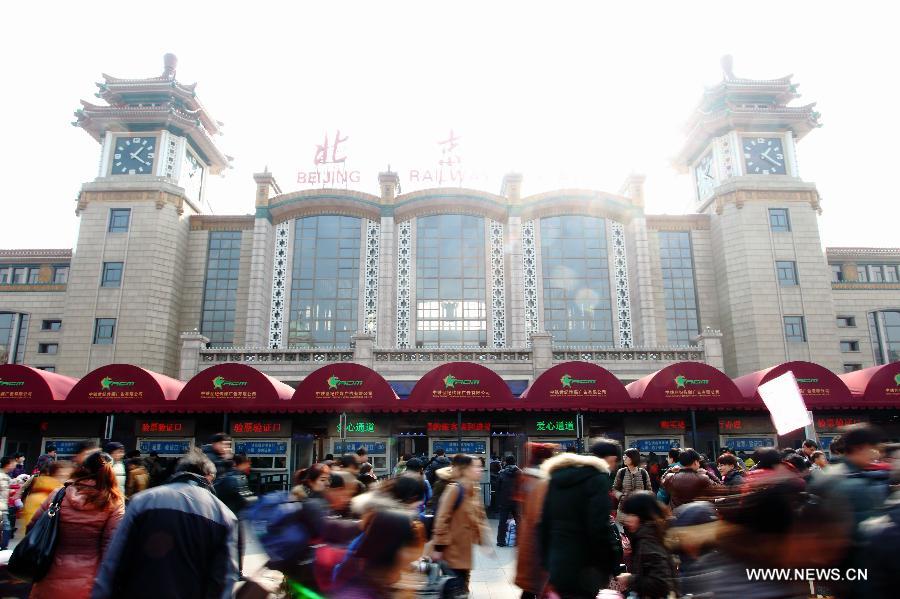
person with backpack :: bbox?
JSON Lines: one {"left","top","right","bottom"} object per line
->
{"left": 431, "top": 454, "right": 490, "bottom": 592}
{"left": 494, "top": 455, "right": 521, "bottom": 547}
{"left": 613, "top": 448, "right": 652, "bottom": 525}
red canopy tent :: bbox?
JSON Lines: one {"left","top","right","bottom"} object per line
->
{"left": 733, "top": 361, "right": 853, "bottom": 409}
{"left": 0, "top": 364, "right": 78, "bottom": 413}
{"left": 291, "top": 362, "right": 399, "bottom": 413}
{"left": 516, "top": 361, "right": 630, "bottom": 411}
{"left": 407, "top": 362, "right": 514, "bottom": 412}
{"left": 65, "top": 363, "right": 184, "bottom": 413}
{"left": 839, "top": 362, "right": 900, "bottom": 408}
{"left": 178, "top": 363, "right": 295, "bottom": 413}
{"left": 625, "top": 361, "right": 746, "bottom": 410}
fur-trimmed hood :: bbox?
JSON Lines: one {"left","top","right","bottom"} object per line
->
{"left": 350, "top": 489, "right": 419, "bottom": 517}
{"left": 436, "top": 465, "right": 455, "bottom": 481}
{"left": 541, "top": 453, "right": 610, "bottom": 476}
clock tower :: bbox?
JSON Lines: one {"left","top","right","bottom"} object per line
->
{"left": 58, "top": 54, "right": 230, "bottom": 377}
{"left": 673, "top": 57, "right": 841, "bottom": 376}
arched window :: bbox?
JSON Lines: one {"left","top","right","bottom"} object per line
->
{"left": 415, "top": 214, "right": 487, "bottom": 347}
{"left": 288, "top": 215, "right": 362, "bottom": 346}
{"left": 540, "top": 216, "right": 613, "bottom": 346}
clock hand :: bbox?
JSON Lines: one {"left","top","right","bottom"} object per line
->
{"left": 130, "top": 146, "right": 146, "bottom": 159}
{"left": 762, "top": 154, "right": 782, "bottom": 167}
{"left": 133, "top": 155, "right": 148, "bottom": 166}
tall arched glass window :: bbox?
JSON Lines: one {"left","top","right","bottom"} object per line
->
{"left": 288, "top": 215, "right": 361, "bottom": 346}
{"left": 540, "top": 216, "right": 613, "bottom": 345}
{"left": 0, "top": 312, "right": 29, "bottom": 364}
{"left": 416, "top": 214, "right": 487, "bottom": 347}
{"left": 870, "top": 310, "right": 900, "bottom": 364}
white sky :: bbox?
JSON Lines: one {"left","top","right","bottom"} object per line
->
{"left": 1, "top": 1, "right": 898, "bottom": 249}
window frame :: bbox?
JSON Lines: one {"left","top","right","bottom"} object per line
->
{"left": 92, "top": 318, "right": 117, "bottom": 345}
{"left": 101, "top": 262, "right": 124, "bottom": 288}
{"left": 41, "top": 319, "right": 62, "bottom": 332}
{"left": 768, "top": 208, "right": 791, "bottom": 232}
{"left": 108, "top": 208, "right": 131, "bottom": 233}
{"left": 52, "top": 265, "right": 69, "bottom": 284}
{"left": 836, "top": 316, "right": 856, "bottom": 328}
{"left": 38, "top": 343, "right": 59, "bottom": 355}
{"left": 830, "top": 264, "right": 844, "bottom": 283}
{"left": 775, "top": 260, "right": 799, "bottom": 286}
{"left": 839, "top": 340, "right": 860, "bottom": 353}
{"left": 783, "top": 316, "right": 807, "bottom": 343}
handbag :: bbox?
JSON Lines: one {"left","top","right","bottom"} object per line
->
{"left": 7, "top": 484, "right": 68, "bottom": 582}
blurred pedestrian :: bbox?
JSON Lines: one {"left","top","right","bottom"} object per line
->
{"left": 358, "top": 462, "right": 378, "bottom": 489}
{"left": 103, "top": 442, "right": 126, "bottom": 491}
{"left": 515, "top": 443, "right": 556, "bottom": 599}
{"left": 616, "top": 491, "right": 677, "bottom": 599}
{"left": 0, "top": 457, "right": 14, "bottom": 549}
{"left": 214, "top": 453, "right": 255, "bottom": 516}
{"left": 393, "top": 453, "right": 412, "bottom": 476}
{"left": 124, "top": 457, "right": 149, "bottom": 499}
{"left": 20, "top": 461, "right": 73, "bottom": 532}
{"left": 201, "top": 432, "right": 233, "bottom": 479}
{"left": 33, "top": 445, "right": 57, "bottom": 475}
{"left": 424, "top": 448, "right": 450, "bottom": 485}
{"left": 72, "top": 440, "right": 99, "bottom": 467}
{"left": 293, "top": 463, "right": 332, "bottom": 500}
{"left": 10, "top": 453, "right": 26, "bottom": 479}
{"left": 143, "top": 451, "right": 167, "bottom": 487}
{"left": 431, "top": 454, "right": 490, "bottom": 592}
{"left": 29, "top": 451, "right": 125, "bottom": 599}
{"left": 540, "top": 440, "right": 622, "bottom": 599}
{"left": 613, "top": 448, "right": 651, "bottom": 525}
{"left": 716, "top": 454, "right": 745, "bottom": 487}
{"left": 91, "top": 449, "right": 239, "bottom": 599}
{"left": 494, "top": 455, "right": 521, "bottom": 547}
{"left": 809, "top": 450, "right": 828, "bottom": 472}
{"left": 661, "top": 448, "right": 719, "bottom": 509}
{"left": 351, "top": 475, "right": 427, "bottom": 519}
{"left": 801, "top": 439, "right": 818, "bottom": 462}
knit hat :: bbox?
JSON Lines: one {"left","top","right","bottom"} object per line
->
{"left": 103, "top": 441, "right": 125, "bottom": 453}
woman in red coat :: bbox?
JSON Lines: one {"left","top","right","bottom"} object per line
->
{"left": 27, "top": 451, "right": 125, "bottom": 599}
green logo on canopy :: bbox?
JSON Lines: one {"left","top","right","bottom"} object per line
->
{"left": 674, "top": 375, "right": 709, "bottom": 389}
{"left": 560, "top": 374, "right": 596, "bottom": 388}
{"left": 101, "top": 377, "right": 134, "bottom": 391}
{"left": 443, "top": 374, "right": 479, "bottom": 389}
{"left": 0, "top": 379, "right": 25, "bottom": 387}
{"left": 212, "top": 376, "right": 247, "bottom": 390}
{"left": 894, "top": 373, "right": 900, "bottom": 386}
{"left": 796, "top": 378, "right": 819, "bottom": 384}
{"left": 327, "top": 375, "right": 363, "bottom": 390}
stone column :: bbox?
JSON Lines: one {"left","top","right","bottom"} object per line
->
{"left": 179, "top": 330, "right": 209, "bottom": 380}
{"left": 352, "top": 333, "right": 375, "bottom": 369}
{"left": 694, "top": 327, "right": 724, "bottom": 371}
{"left": 245, "top": 171, "right": 281, "bottom": 347}
{"left": 531, "top": 332, "right": 553, "bottom": 378}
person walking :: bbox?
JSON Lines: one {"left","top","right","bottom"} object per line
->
{"left": 0, "top": 457, "right": 14, "bottom": 549}
{"left": 613, "top": 448, "right": 652, "bottom": 525}
{"left": 103, "top": 442, "right": 127, "bottom": 492}
{"left": 293, "top": 463, "right": 332, "bottom": 500}
{"left": 431, "top": 454, "right": 490, "bottom": 592}
{"left": 19, "top": 461, "right": 73, "bottom": 533}
{"left": 91, "top": 449, "right": 239, "bottom": 599}
{"left": 33, "top": 445, "right": 57, "bottom": 475}
{"left": 214, "top": 453, "right": 255, "bottom": 516}
{"left": 27, "top": 451, "right": 125, "bottom": 599}
{"left": 201, "top": 432, "right": 233, "bottom": 479}
{"left": 515, "top": 443, "right": 556, "bottom": 599}
{"left": 616, "top": 491, "right": 678, "bottom": 599}
{"left": 424, "top": 448, "right": 451, "bottom": 485}
{"left": 358, "top": 462, "right": 378, "bottom": 489}
{"left": 661, "top": 448, "right": 719, "bottom": 509}
{"left": 124, "top": 457, "right": 150, "bottom": 499}
{"left": 494, "top": 455, "right": 521, "bottom": 547}
{"left": 540, "top": 440, "right": 621, "bottom": 599}
{"left": 716, "top": 454, "right": 745, "bottom": 487}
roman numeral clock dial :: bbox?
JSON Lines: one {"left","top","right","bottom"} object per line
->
{"left": 743, "top": 137, "right": 787, "bottom": 175}
{"left": 112, "top": 137, "right": 156, "bottom": 175}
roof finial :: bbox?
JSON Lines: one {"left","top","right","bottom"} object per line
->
{"left": 720, "top": 54, "right": 735, "bottom": 81}
{"left": 163, "top": 53, "right": 178, "bottom": 79}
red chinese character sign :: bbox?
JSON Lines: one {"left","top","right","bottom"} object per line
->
{"left": 734, "top": 361, "right": 852, "bottom": 409}
{"left": 0, "top": 364, "right": 77, "bottom": 412}
{"left": 839, "top": 362, "right": 900, "bottom": 408}
{"left": 66, "top": 364, "right": 183, "bottom": 413}
{"left": 625, "top": 362, "right": 744, "bottom": 409}
{"left": 517, "top": 361, "right": 629, "bottom": 411}
{"left": 297, "top": 129, "right": 362, "bottom": 187}
{"left": 408, "top": 362, "right": 514, "bottom": 412}
{"left": 178, "top": 363, "right": 294, "bottom": 413}
{"left": 292, "top": 363, "right": 398, "bottom": 413}
{"left": 231, "top": 420, "right": 291, "bottom": 437}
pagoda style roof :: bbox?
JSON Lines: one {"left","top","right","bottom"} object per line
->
{"left": 73, "top": 54, "right": 230, "bottom": 174}
{"left": 674, "top": 56, "right": 822, "bottom": 168}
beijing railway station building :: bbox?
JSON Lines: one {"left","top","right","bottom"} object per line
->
{"left": 1, "top": 55, "right": 899, "bottom": 487}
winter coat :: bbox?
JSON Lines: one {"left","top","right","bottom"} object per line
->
{"left": 213, "top": 468, "right": 255, "bottom": 516}
{"left": 494, "top": 464, "right": 520, "bottom": 508}
{"left": 424, "top": 454, "right": 451, "bottom": 483}
{"left": 539, "top": 453, "right": 618, "bottom": 597}
{"left": 144, "top": 456, "right": 168, "bottom": 487}
{"left": 201, "top": 444, "right": 231, "bottom": 479}
{"left": 0, "top": 471, "right": 9, "bottom": 516}
{"left": 627, "top": 522, "right": 678, "bottom": 599}
{"left": 514, "top": 467, "right": 549, "bottom": 594}
{"left": 20, "top": 475, "right": 62, "bottom": 527}
{"left": 28, "top": 481, "right": 125, "bottom": 599}
{"left": 859, "top": 493, "right": 900, "bottom": 599}
{"left": 125, "top": 466, "right": 149, "bottom": 498}
{"left": 661, "top": 467, "right": 718, "bottom": 509}
{"left": 613, "top": 466, "right": 651, "bottom": 523}
{"left": 350, "top": 488, "right": 420, "bottom": 519}
{"left": 431, "top": 467, "right": 489, "bottom": 570}
{"left": 33, "top": 454, "right": 55, "bottom": 475}
{"left": 722, "top": 469, "right": 744, "bottom": 487}
{"left": 111, "top": 460, "right": 126, "bottom": 494}
{"left": 90, "top": 472, "right": 239, "bottom": 599}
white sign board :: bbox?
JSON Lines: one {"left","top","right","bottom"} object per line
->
{"left": 758, "top": 371, "right": 812, "bottom": 436}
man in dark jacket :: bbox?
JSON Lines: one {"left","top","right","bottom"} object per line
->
{"left": 540, "top": 440, "right": 621, "bottom": 599}
{"left": 495, "top": 455, "right": 521, "bottom": 546}
{"left": 202, "top": 432, "right": 233, "bottom": 479}
{"left": 91, "top": 449, "right": 239, "bottom": 599}
{"left": 214, "top": 453, "right": 256, "bottom": 516}
{"left": 424, "top": 448, "right": 451, "bottom": 484}
{"left": 661, "top": 448, "right": 719, "bottom": 509}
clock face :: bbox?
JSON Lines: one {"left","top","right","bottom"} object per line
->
{"left": 694, "top": 152, "right": 717, "bottom": 198}
{"left": 742, "top": 137, "right": 787, "bottom": 175}
{"left": 112, "top": 137, "right": 156, "bottom": 175}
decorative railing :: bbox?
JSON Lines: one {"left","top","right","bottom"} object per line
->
{"left": 551, "top": 347, "right": 703, "bottom": 362}
{"left": 201, "top": 348, "right": 355, "bottom": 363}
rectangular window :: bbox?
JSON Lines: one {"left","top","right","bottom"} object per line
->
{"left": 201, "top": 231, "right": 242, "bottom": 347}
{"left": 38, "top": 343, "right": 58, "bottom": 355}
{"left": 843, "top": 363, "right": 862, "bottom": 373}
{"left": 108, "top": 208, "right": 131, "bottom": 233}
{"left": 41, "top": 319, "right": 62, "bottom": 331}
{"left": 840, "top": 340, "right": 860, "bottom": 352}
{"left": 830, "top": 264, "right": 844, "bottom": 283}
{"left": 857, "top": 265, "right": 868, "bottom": 282}
{"left": 52, "top": 266, "right": 69, "bottom": 284}
{"left": 658, "top": 231, "right": 700, "bottom": 346}
{"left": 783, "top": 316, "right": 807, "bottom": 342}
{"left": 93, "top": 318, "right": 116, "bottom": 344}
{"left": 13, "top": 267, "right": 28, "bottom": 284}
{"left": 868, "top": 265, "right": 884, "bottom": 282}
{"left": 836, "top": 316, "right": 856, "bottom": 328}
{"left": 35, "top": 366, "right": 56, "bottom": 373}
{"left": 101, "top": 262, "right": 124, "bottom": 287}
{"left": 886, "top": 265, "right": 899, "bottom": 282}
{"left": 769, "top": 208, "right": 791, "bottom": 232}
{"left": 27, "top": 269, "right": 40, "bottom": 284}
{"left": 776, "top": 260, "right": 798, "bottom": 286}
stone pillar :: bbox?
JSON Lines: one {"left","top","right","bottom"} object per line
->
{"left": 694, "top": 327, "right": 724, "bottom": 371}
{"left": 376, "top": 217, "right": 396, "bottom": 348}
{"left": 630, "top": 216, "right": 658, "bottom": 346}
{"left": 179, "top": 330, "right": 209, "bottom": 380}
{"left": 531, "top": 332, "right": 553, "bottom": 378}
{"left": 352, "top": 333, "right": 375, "bottom": 369}
{"left": 246, "top": 171, "right": 282, "bottom": 347}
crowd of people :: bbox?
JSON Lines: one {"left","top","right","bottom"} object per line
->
{"left": 1, "top": 423, "right": 899, "bottom": 598}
